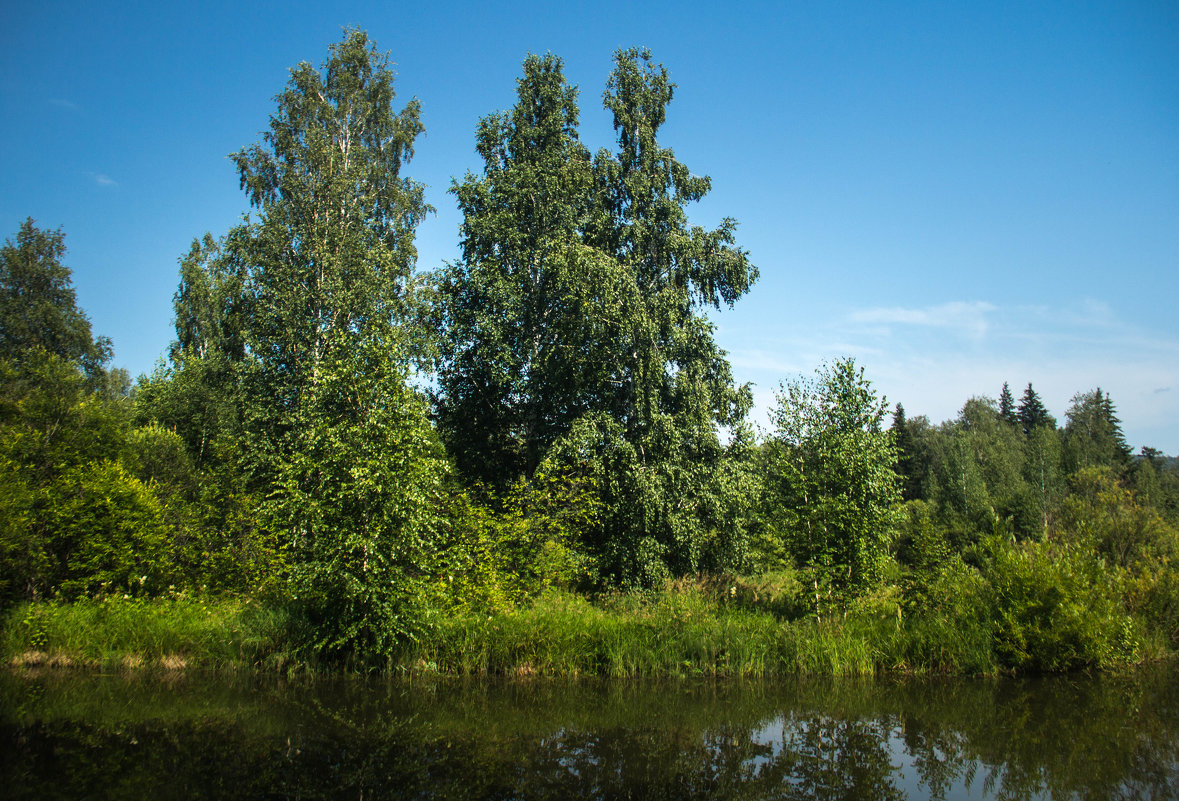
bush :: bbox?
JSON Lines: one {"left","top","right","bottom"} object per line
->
{"left": 980, "top": 535, "right": 1136, "bottom": 671}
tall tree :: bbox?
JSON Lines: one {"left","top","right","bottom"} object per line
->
{"left": 436, "top": 49, "right": 759, "bottom": 584}
{"left": 1023, "top": 422, "right": 1063, "bottom": 533}
{"left": 186, "top": 29, "right": 445, "bottom": 658}
{"left": 588, "top": 47, "right": 756, "bottom": 442}
{"left": 0, "top": 219, "right": 111, "bottom": 376}
{"left": 1017, "top": 383, "right": 1055, "bottom": 437}
{"left": 1063, "top": 388, "right": 1131, "bottom": 474}
{"left": 572, "top": 48, "right": 758, "bottom": 583}
{"left": 171, "top": 231, "right": 249, "bottom": 364}
{"left": 232, "top": 27, "right": 430, "bottom": 420}
{"left": 138, "top": 229, "right": 253, "bottom": 465}
{"left": 759, "top": 359, "right": 900, "bottom": 593}
{"left": 891, "top": 403, "right": 922, "bottom": 502}
{"left": 998, "top": 382, "right": 1017, "bottom": 427}
{"left": 435, "top": 53, "right": 614, "bottom": 484}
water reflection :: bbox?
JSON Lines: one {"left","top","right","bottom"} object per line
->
{"left": 2, "top": 668, "right": 1177, "bottom": 800}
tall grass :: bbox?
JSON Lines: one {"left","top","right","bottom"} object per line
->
{"left": 1, "top": 595, "right": 295, "bottom": 671}
{"left": 404, "top": 585, "right": 905, "bottom": 678}
{"left": 3, "top": 570, "right": 1165, "bottom": 676}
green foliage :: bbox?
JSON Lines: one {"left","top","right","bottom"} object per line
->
{"left": 130, "top": 30, "right": 447, "bottom": 661}
{"left": 543, "top": 411, "right": 757, "bottom": 586}
{"left": 1, "top": 595, "right": 290, "bottom": 669}
{"left": 1017, "top": 382, "right": 1055, "bottom": 436}
{"left": 171, "top": 231, "right": 249, "bottom": 364}
{"left": 1131, "top": 448, "right": 1179, "bottom": 525}
{"left": 1063, "top": 388, "right": 1131, "bottom": 474}
{"left": 0, "top": 350, "right": 130, "bottom": 481}
{"left": 435, "top": 49, "right": 757, "bottom": 585}
{"left": 269, "top": 326, "right": 449, "bottom": 662}
{"left": 890, "top": 403, "right": 925, "bottom": 501}
{"left": 435, "top": 466, "right": 602, "bottom": 612}
{"left": 758, "top": 358, "right": 900, "bottom": 593}
{"left": 1056, "top": 466, "right": 1178, "bottom": 569}
{"left": 1022, "top": 422, "right": 1064, "bottom": 534}
{"left": 124, "top": 422, "right": 195, "bottom": 493}
{"left": 0, "top": 352, "right": 172, "bottom": 603}
{"left": 233, "top": 27, "right": 429, "bottom": 426}
{"left": 0, "top": 218, "right": 111, "bottom": 377}
{"left": 894, "top": 499, "right": 952, "bottom": 578}
{"left": 901, "top": 556, "right": 996, "bottom": 673}
{"left": 978, "top": 534, "right": 1136, "bottom": 671}
{"left": 582, "top": 48, "right": 758, "bottom": 582}
{"left": 435, "top": 54, "right": 600, "bottom": 484}
{"left": 1055, "top": 466, "right": 1179, "bottom": 648}
{"left": 917, "top": 395, "right": 1058, "bottom": 544}
{"left": 998, "top": 381, "right": 1017, "bottom": 427}
{"left": 47, "top": 460, "right": 174, "bottom": 599}
{"left": 134, "top": 352, "right": 239, "bottom": 467}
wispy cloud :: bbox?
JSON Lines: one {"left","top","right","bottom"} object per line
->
{"left": 848, "top": 301, "right": 996, "bottom": 339}
{"left": 89, "top": 172, "right": 117, "bottom": 187}
{"left": 718, "top": 298, "right": 1179, "bottom": 453}
{"left": 49, "top": 98, "right": 79, "bottom": 111}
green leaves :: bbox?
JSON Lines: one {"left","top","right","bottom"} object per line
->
{"left": 268, "top": 324, "right": 449, "bottom": 660}
{"left": 0, "top": 219, "right": 112, "bottom": 377}
{"left": 760, "top": 359, "right": 900, "bottom": 594}
{"left": 234, "top": 27, "right": 429, "bottom": 417}
{"left": 435, "top": 49, "right": 758, "bottom": 584}
{"left": 436, "top": 54, "right": 599, "bottom": 484}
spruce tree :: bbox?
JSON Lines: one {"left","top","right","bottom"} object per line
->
{"left": 999, "top": 382, "right": 1017, "bottom": 427}
{"left": 1063, "top": 388, "right": 1131, "bottom": 472}
{"left": 1017, "top": 383, "right": 1055, "bottom": 436}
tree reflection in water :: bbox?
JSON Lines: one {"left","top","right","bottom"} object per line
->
{"left": 2, "top": 668, "right": 1178, "bottom": 800}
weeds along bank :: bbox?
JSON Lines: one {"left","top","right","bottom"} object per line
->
{"left": 5, "top": 543, "right": 1175, "bottom": 677}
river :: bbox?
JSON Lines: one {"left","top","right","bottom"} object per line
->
{"left": 3, "top": 666, "right": 1178, "bottom": 799}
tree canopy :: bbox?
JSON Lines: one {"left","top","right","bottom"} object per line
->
{"left": 759, "top": 358, "right": 900, "bottom": 592}
{"left": 435, "top": 48, "right": 759, "bottom": 584}
{"left": 0, "top": 218, "right": 111, "bottom": 376}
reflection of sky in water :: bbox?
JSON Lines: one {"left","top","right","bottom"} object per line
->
{"left": 736, "top": 714, "right": 1061, "bottom": 800}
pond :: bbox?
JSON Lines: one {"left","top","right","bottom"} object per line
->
{"left": 3, "top": 666, "right": 1178, "bottom": 799}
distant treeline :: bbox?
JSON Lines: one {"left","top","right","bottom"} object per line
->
{"left": 2, "top": 29, "right": 1176, "bottom": 673}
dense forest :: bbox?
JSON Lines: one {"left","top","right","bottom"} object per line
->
{"left": 3, "top": 30, "right": 1177, "bottom": 674}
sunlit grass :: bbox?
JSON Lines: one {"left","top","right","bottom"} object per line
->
{"left": 1, "top": 595, "right": 294, "bottom": 671}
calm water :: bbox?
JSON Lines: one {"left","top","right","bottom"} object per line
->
{"left": 3, "top": 667, "right": 1178, "bottom": 800}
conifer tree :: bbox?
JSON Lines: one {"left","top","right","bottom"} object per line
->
{"left": 1063, "top": 388, "right": 1131, "bottom": 473}
{"left": 891, "top": 403, "right": 921, "bottom": 501}
{"left": 1017, "top": 383, "right": 1055, "bottom": 436}
{"left": 999, "top": 382, "right": 1017, "bottom": 427}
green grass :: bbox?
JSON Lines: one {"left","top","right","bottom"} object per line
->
{"left": 403, "top": 585, "right": 913, "bottom": 678}
{"left": 3, "top": 578, "right": 1169, "bottom": 677}
{"left": 1, "top": 595, "right": 296, "bottom": 671}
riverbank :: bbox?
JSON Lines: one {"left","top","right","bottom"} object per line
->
{"left": 4, "top": 580, "right": 1172, "bottom": 677}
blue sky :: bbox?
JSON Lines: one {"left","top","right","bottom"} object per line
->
{"left": 3, "top": 0, "right": 1176, "bottom": 452}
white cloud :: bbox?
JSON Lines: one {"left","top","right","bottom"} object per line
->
{"left": 719, "top": 298, "right": 1179, "bottom": 454}
{"left": 848, "top": 301, "right": 997, "bottom": 339}
{"left": 90, "top": 173, "right": 117, "bottom": 187}
{"left": 49, "top": 98, "right": 79, "bottom": 111}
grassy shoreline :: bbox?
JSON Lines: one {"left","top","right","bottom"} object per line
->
{"left": 4, "top": 583, "right": 1173, "bottom": 678}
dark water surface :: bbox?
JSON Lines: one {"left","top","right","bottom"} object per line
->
{"left": 3, "top": 666, "right": 1178, "bottom": 800}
